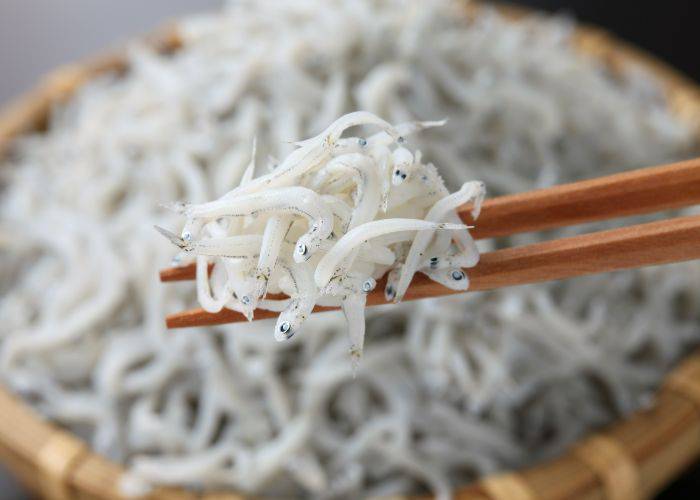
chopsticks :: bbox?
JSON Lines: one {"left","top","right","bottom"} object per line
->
{"left": 161, "top": 157, "right": 700, "bottom": 329}
{"left": 467, "top": 156, "right": 700, "bottom": 239}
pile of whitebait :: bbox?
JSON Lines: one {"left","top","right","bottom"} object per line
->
{"left": 157, "top": 111, "right": 484, "bottom": 361}
{"left": 0, "top": 0, "right": 698, "bottom": 498}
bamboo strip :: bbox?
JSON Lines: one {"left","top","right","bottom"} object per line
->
{"left": 454, "top": 362, "right": 700, "bottom": 500}
{"left": 573, "top": 436, "right": 640, "bottom": 500}
{"left": 69, "top": 454, "right": 199, "bottom": 500}
{"left": 0, "top": 386, "right": 59, "bottom": 464}
{"left": 36, "top": 432, "right": 88, "bottom": 500}
{"left": 0, "top": 445, "right": 47, "bottom": 497}
{"left": 479, "top": 473, "right": 537, "bottom": 500}
{"left": 501, "top": 454, "right": 603, "bottom": 500}
{"left": 664, "top": 354, "right": 700, "bottom": 411}
{"left": 69, "top": 454, "right": 128, "bottom": 500}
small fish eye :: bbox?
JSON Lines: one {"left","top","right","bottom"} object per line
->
{"left": 358, "top": 138, "right": 367, "bottom": 146}
{"left": 385, "top": 285, "right": 396, "bottom": 298}
{"left": 397, "top": 136, "right": 405, "bottom": 143}
{"left": 182, "top": 231, "right": 192, "bottom": 241}
{"left": 362, "top": 278, "right": 376, "bottom": 293}
{"left": 297, "top": 243, "right": 308, "bottom": 255}
{"left": 241, "top": 295, "right": 251, "bottom": 305}
{"left": 451, "top": 270, "right": 465, "bottom": 281}
{"left": 394, "top": 170, "right": 401, "bottom": 176}
{"left": 401, "top": 173, "right": 407, "bottom": 179}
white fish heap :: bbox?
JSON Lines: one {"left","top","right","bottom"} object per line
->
{"left": 0, "top": 0, "right": 698, "bottom": 499}
{"left": 157, "top": 111, "right": 484, "bottom": 363}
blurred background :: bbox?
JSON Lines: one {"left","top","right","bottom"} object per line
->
{"left": 0, "top": 0, "right": 698, "bottom": 106}
{"left": 0, "top": 0, "right": 697, "bottom": 498}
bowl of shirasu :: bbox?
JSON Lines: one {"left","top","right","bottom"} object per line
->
{"left": 0, "top": 0, "right": 699, "bottom": 499}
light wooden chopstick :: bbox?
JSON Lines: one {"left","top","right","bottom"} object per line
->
{"left": 161, "top": 157, "right": 700, "bottom": 329}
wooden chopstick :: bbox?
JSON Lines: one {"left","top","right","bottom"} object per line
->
{"left": 467, "top": 157, "right": 700, "bottom": 238}
{"left": 166, "top": 214, "right": 700, "bottom": 328}
{"left": 161, "top": 157, "right": 700, "bottom": 328}
{"left": 161, "top": 157, "right": 700, "bottom": 283}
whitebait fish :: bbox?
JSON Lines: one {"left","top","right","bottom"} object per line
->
{"left": 341, "top": 292, "right": 369, "bottom": 369}
{"left": 162, "top": 113, "right": 477, "bottom": 341}
{"left": 154, "top": 226, "right": 262, "bottom": 259}
{"left": 168, "top": 187, "right": 334, "bottom": 263}
{"left": 391, "top": 147, "right": 414, "bottom": 186}
{"left": 253, "top": 216, "right": 293, "bottom": 300}
{"left": 2, "top": 1, "right": 696, "bottom": 499}
{"left": 294, "top": 111, "right": 399, "bottom": 149}
{"left": 394, "top": 181, "right": 485, "bottom": 302}
{"left": 421, "top": 267, "right": 470, "bottom": 291}
{"left": 197, "top": 256, "right": 230, "bottom": 313}
{"left": 313, "top": 219, "right": 467, "bottom": 289}
{"left": 366, "top": 119, "right": 447, "bottom": 149}
{"left": 239, "top": 136, "right": 258, "bottom": 187}
{"left": 225, "top": 111, "right": 399, "bottom": 197}
{"left": 314, "top": 153, "right": 381, "bottom": 228}
{"left": 273, "top": 260, "right": 317, "bottom": 341}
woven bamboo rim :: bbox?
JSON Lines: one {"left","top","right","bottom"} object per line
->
{"left": 1, "top": 5, "right": 700, "bottom": 500}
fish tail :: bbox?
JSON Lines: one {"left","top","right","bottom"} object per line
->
{"left": 154, "top": 225, "right": 191, "bottom": 251}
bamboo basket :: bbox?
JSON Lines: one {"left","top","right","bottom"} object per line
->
{"left": 1, "top": 4, "right": 700, "bottom": 500}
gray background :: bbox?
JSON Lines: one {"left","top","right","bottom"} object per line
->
{"left": 0, "top": 0, "right": 219, "bottom": 106}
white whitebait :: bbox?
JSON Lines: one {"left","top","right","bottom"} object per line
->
{"left": 314, "top": 219, "right": 467, "bottom": 289}
{"left": 366, "top": 119, "right": 447, "bottom": 149}
{"left": 317, "top": 240, "right": 395, "bottom": 267}
{"left": 154, "top": 226, "right": 262, "bottom": 259}
{"left": 161, "top": 113, "right": 479, "bottom": 342}
{"left": 391, "top": 147, "right": 414, "bottom": 186}
{"left": 420, "top": 249, "right": 479, "bottom": 272}
{"left": 332, "top": 137, "right": 369, "bottom": 156}
{"left": 421, "top": 267, "right": 470, "bottom": 291}
{"left": 273, "top": 260, "right": 317, "bottom": 342}
{"left": 341, "top": 292, "right": 368, "bottom": 370}
{"left": 253, "top": 216, "right": 293, "bottom": 300}
{"left": 168, "top": 187, "right": 333, "bottom": 262}
{"left": 314, "top": 153, "right": 381, "bottom": 228}
{"left": 239, "top": 136, "right": 258, "bottom": 187}
{"left": 229, "top": 111, "right": 398, "bottom": 196}
{"left": 197, "top": 256, "right": 231, "bottom": 313}
{"left": 294, "top": 111, "right": 399, "bottom": 149}
{"left": 394, "top": 181, "right": 485, "bottom": 302}
{"left": 321, "top": 195, "right": 353, "bottom": 234}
